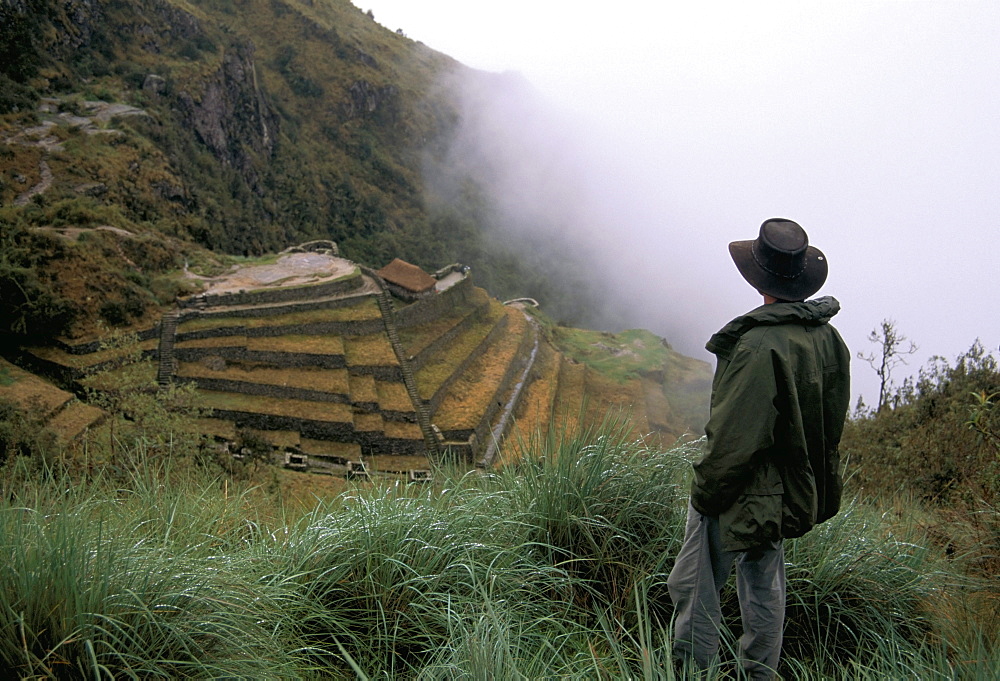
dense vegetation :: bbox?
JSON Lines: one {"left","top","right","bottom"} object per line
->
{"left": 842, "top": 341, "right": 1000, "bottom": 579}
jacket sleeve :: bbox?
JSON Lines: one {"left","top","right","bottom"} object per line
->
{"left": 691, "top": 341, "right": 778, "bottom": 517}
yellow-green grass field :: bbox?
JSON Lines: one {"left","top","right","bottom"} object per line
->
{"left": 299, "top": 438, "right": 361, "bottom": 459}
{"left": 174, "top": 336, "right": 247, "bottom": 349}
{"left": 399, "top": 288, "right": 490, "bottom": 356}
{"left": 347, "top": 373, "right": 379, "bottom": 403}
{"left": 414, "top": 301, "right": 507, "bottom": 398}
{"left": 0, "top": 358, "right": 74, "bottom": 416}
{"left": 383, "top": 420, "right": 422, "bottom": 440}
{"left": 177, "top": 361, "right": 351, "bottom": 394}
{"left": 502, "top": 342, "right": 562, "bottom": 464}
{"left": 551, "top": 358, "right": 587, "bottom": 435}
{"left": 433, "top": 309, "right": 528, "bottom": 432}
{"left": 45, "top": 401, "right": 105, "bottom": 444}
{"left": 193, "top": 391, "right": 353, "bottom": 423}
{"left": 363, "top": 453, "right": 434, "bottom": 473}
{"left": 247, "top": 334, "right": 346, "bottom": 355}
{"left": 353, "top": 412, "right": 384, "bottom": 433}
{"left": 344, "top": 334, "right": 397, "bottom": 366}
{"left": 176, "top": 297, "right": 380, "bottom": 333}
{"left": 375, "top": 380, "right": 414, "bottom": 412}
{"left": 26, "top": 338, "right": 159, "bottom": 370}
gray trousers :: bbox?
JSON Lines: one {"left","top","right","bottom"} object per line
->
{"left": 667, "top": 503, "right": 785, "bottom": 680}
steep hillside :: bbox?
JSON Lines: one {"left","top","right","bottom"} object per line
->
{"left": 0, "top": 0, "right": 713, "bottom": 467}
{"left": 2, "top": 0, "right": 455, "bottom": 257}
{"left": 9, "top": 248, "right": 710, "bottom": 476}
{"left": 1, "top": 0, "right": 598, "bottom": 340}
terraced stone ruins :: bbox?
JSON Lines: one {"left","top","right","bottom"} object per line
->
{"left": 15, "top": 244, "right": 711, "bottom": 480}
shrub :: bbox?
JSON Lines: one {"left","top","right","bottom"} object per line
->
{"left": 0, "top": 73, "right": 38, "bottom": 114}
{"left": 843, "top": 341, "right": 1000, "bottom": 505}
{"left": 0, "top": 231, "right": 76, "bottom": 341}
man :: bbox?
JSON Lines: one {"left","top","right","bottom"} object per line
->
{"left": 667, "top": 218, "right": 851, "bottom": 679}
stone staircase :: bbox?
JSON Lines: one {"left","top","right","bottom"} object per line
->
{"left": 156, "top": 310, "right": 180, "bottom": 386}
{"left": 370, "top": 279, "right": 440, "bottom": 458}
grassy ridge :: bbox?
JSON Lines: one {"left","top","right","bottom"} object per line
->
{"left": 0, "top": 414, "right": 995, "bottom": 678}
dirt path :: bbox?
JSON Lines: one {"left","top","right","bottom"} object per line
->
{"left": 5, "top": 97, "right": 148, "bottom": 205}
{"left": 14, "top": 158, "right": 52, "bottom": 206}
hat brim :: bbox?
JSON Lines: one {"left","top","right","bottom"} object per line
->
{"left": 729, "top": 240, "right": 828, "bottom": 301}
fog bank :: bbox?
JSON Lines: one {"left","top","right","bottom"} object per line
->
{"left": 363, "top": 1, "right": 1000, "bottom": 406}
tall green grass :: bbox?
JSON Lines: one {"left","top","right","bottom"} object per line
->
{"left": 0, "top": 453, "right": 302, "bottom": 678}
{"left": 0, "top": 419, "right": 996, "bottom": 678}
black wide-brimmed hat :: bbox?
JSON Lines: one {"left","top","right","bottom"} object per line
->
{"left": 729, "top": 218, "right": 828, "bottom": 301}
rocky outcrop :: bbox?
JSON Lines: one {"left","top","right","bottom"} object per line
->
{"left": 138, "top": 0, "right": 204, "bottom": 53}
{"left": 178, "top": 42, "right": 279, "bottom": 194}
{"left": 52, "top": 0, "right": 104, "bottom": 51}
{"left": 345, "top": 80, "right": 399, "bottom": 122}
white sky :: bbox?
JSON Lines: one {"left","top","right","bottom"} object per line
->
{"left": 352, "top": 0, "right": 1000, "bottom": 406}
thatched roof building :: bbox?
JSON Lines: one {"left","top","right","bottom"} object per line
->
{"left": 377, "top": 258, "right": 437, "bottom": 300}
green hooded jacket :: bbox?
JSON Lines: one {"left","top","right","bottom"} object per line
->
{"left": 691, "top": 296, "right": 851, "bottom": 551}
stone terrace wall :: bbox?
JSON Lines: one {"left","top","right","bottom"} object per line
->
{"left": 209, "top": 409, "right": 354, "bottom": 441}
{"left": 441, "top": 315, "right": 537, "bottom": 445}
{"left": 393, "top": 276, "right": 474, "bottom": 329}
{"left": 427, "top": 312, "right": 510, "bottom": 416}
{"left": 17, "top": 346, "right": 159, "bottom": 383}
{"left": 175, "top": 317, "right": 385, "bottom": 342}
{"left": 174, "top": 347, "right": 399, "bottom": 379}
{"left": 408, "top": 298, "right": 491, "bottom": 372}
{"left": 178, "top": 271, "right": 362, "bottom": 309}
{"left": 210, "top": 410, "right": 425, "bottom": 456}
{"left": 54, "top": 325, "right": 160, "bottom": 355}
{"left": 347, "top": 364, "right": 403, "bottom": 382}
{"left": 178, "top": 290, "right": 378, "bottom": 323}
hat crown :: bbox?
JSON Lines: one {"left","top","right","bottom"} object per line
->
{"left": 753, "top": 219, "right": 809, "bottom": 279}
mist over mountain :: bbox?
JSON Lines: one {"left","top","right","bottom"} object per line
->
{"left": 1, "top": 0, "right": 654, "bottom": 343}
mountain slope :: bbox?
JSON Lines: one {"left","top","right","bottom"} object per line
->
{"left": 0, "top": 0, "right": 713, "bottom": 455}
{"left": 2, "top": 0, "right": 625, "bottom": 339}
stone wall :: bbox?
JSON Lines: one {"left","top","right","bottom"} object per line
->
{"left": 427, "top": 312, "right": 510, "bottom": 416}
{"left": 175, "top": 317, "right": 384, "bottom": 343}
{"left": 348, "top": 364, "right": 404, "bottom": 382}
{"left": 380, "top": 409, "right": 418, "bottom": 423}
{"left": 179, "top": 376, "right": 351, "bottom": 404}
{"left": 209, "top": 409, "right": 353, "bottom": 441}
{"left": 384, "top": 281, "right": 434, "bottom": 303}
{"left": 178, "top": 270, "right": 362, "bottom": 309}
{"left": 205, "top": 410, "right": 425, "bottom": 456}
{"left": 408, "top": 299, "right": 490, "bottom": 372}
{"left": 17, "top": 346, "right": 158, "bottom": 384}
{"left": 54, "top": 324, "right": 160, "bottom": 355}
{"left": 393, "top": 276, "right": 474, "bottom": 329}
{"left": 178, "top": 292, "right": 378, "bottom": 325}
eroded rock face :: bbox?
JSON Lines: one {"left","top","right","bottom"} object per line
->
{"left": 57, "top": 0, "right": 102, "bottom": 50}
{"left": 346, "top": 80, "right": 399, "bottom": 122}
{"left": 178, "top": 42, "right": 279, "bottom": 194}
{"left": 143, "top": 74, "right": 166, "bottom": 95}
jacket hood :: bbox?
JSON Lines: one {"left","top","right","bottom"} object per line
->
{"left": 706, "top": 295, "right": 841, "bottom": 359}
